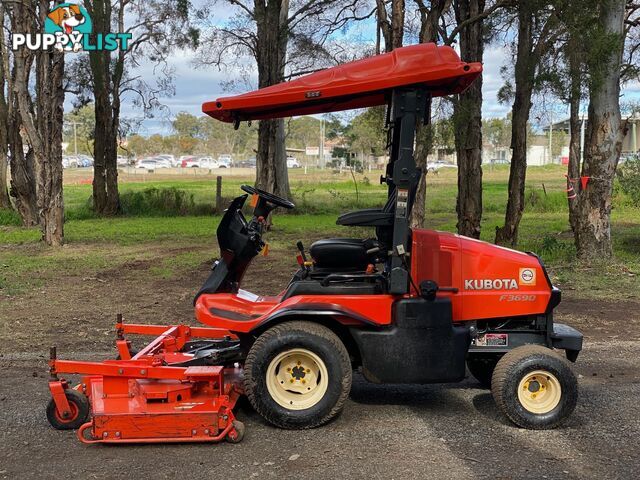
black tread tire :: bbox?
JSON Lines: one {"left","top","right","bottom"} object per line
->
{"left": 243, "top": 321, "right": 352, "bottom": 430}
{"left": 226, "top": 420, "right": 245, "bottom": 443}
{"left": 46, "top": 389, "right": 90, "bottom": 430}
{"left": 467, "top": 354, "right": 502, "bottom": 388}
{"left": 491, "top": 345, "right": 578, "bottom": 430}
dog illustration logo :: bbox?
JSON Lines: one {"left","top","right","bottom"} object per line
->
{"left": 12, "top": 2, "right": 130, "bottom": 53}
{"left": 44, "top": 3, "right": 92, "bottom": 52}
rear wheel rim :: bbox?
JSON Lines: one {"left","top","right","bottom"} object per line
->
{"left": 517, "top": 369, "right": 562, "bottom": 414}
{"left": 266, "top": 348, "right": 329, "bottom": 410}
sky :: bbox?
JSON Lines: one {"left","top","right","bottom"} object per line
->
{"left": 72, "top": 3, "right": 640, "bottom": 137}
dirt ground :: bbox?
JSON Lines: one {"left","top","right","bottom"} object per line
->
{"left": 1, "top": 245, "right": 640, "bottom": 479}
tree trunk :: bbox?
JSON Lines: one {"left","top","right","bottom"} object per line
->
{"left": 575, "top": 0, "right": 625, "bottom": 259}
{"left": 8, "top": 108, "right": 39, "bottom": 226}
{"left": 35, "top": 45, "right": 65, "bottom": 245}
{"left": 495, "top": 6, "right": 534, "bottom": 246}
{"left": 0, "top": 4, "right": 11, "bottom": 210}
{"left": 566, "top": 38, "right": 581, "bottom": 233}
{"left": 453, "top": 0, "right": 484, "bottom": 239}
{"left": 375, "top": 0, "right": 404, "bottom": 53}
{"left": 411, "top": 0, "right": 451, "bottom": 229}
{"left": 390, "top": 0, "right": 405, "bottom": 51}
{"left": 254, "top": 0, "right": 291, "bottom": 200}
{"left": 7, "top": 2, "right": 38, "bottom": 226}
{"left": 85, "top": 0, "right": 119, "bottom": 215}
{"left": 12, "top": 0, "right": 65, "bottom": 245}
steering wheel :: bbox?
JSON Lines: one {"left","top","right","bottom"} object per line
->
{"left": 241, "top": 185, "right": 295, "bottom": 210}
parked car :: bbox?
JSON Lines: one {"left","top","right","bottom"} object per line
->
{"left": 179, "top": 156, "right": 196, "bottom": 167}
{"left": 117, "top": 155, "right": 131, "bottom": 166}
{"left": 217, "top": 154, "right": 233, "bottom": 168}
{"left": 137, "top": 158, "right": 158, "bottom": 170}
{"left": 63, "top": 156, "right": 79, "bottom": 168}
{"left": 77, "top": 155, "right": 94, "bottom": 167}
{"left": 183, "top": 156, "right": 218, "bottom": 168}
{"left": 237, "top": 157, "right": 256, "bottom": 168}
{"left": 154, "top": 157, "right": 172, "bottom": 168}
{"left": 157, "top": 154, "right": 177, "bottom": 167}
{"left": 286, "top": 156, "right": 300, "bottom": 168}
{"left": 427, "top": 160, "right": 457, "bottom": 173}
{"left": 137, "top": 157, "right": 170, "bottom": 170}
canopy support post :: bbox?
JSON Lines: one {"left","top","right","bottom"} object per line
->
{"left": 388, "top": 87, "right": 429, "bottom": 295}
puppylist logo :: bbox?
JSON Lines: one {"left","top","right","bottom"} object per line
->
{"left": 12, "top": 2, "right": 132, "bottom": 53}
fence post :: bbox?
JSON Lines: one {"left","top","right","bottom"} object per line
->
{"left": 216, "top": 176, "right": 223, "bottom": 213}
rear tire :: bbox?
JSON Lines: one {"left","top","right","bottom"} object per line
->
{"left": 467, "top": 354, "right": 501, "bottom": 388}
{"left": 491, "top": 345, "right": 578, "bottom": 429}
{"left": 243, "top": 321, "right": 352, "bottom": 429}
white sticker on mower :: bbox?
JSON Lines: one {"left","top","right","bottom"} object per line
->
{"left": 464, "top": 279, "right": 518, "bottom": 290}
{"left": 475, "top": 333, "right": 508, "bottom": 347}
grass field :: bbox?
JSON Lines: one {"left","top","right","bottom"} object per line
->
{"left": 1, "top": 164, "right": 639, "bottom": 300}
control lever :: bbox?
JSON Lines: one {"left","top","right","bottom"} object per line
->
{"left": 295, "top": 241, "right": 312, "bottom": 271}
{"left": 296, "top": 241, "right": 308, "bottom": 262}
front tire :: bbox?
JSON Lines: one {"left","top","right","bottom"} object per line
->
{"left": 243, "top": 321, "right": 352, "bottom": 429}
{"left": 491, "top": 345, "right": 578, "bottom": 429}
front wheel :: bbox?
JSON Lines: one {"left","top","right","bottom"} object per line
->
{"left": 243, "top": 321, "right": 352, "bottom": 429}
{"left": 491, "top": 345, "right": 578, "bottom": 429}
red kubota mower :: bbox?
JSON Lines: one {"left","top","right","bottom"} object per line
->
{"left": 46, "top": 43, "right": 582, "bottom": 443}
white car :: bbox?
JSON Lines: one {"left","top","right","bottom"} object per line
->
{"left": 287, "top": 156, "right": 300, "bottom": 168}
{"left": 137, "top": 158, "right": 170, "bottom": 170}
{"left": 427, "top": 161, "right": 457, "bottom": 173}
{"left": 137, "top": 159, "right": 158, "bottom": 170}
{"left": 217, "top": 154, "right": 232, "bottom": 168}
{"left": 186, "top": 156, "right": 219, "bottom": 169}
{"left": 157, "top": 154, "right": 177, "bottom": 167}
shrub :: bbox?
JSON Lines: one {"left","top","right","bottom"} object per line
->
{"left": 617, "top": 156, "right": 640, "bottom": 206}
{"left": 0, "top": 208, "right": 22, "bottom": 226}
{"left": 119, "top": 187, "right": 198, "bottom": 216}
{"left": 524, "top": 187, "right": 567, "bottom": 213}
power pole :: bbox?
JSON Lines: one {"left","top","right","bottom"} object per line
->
{"left": 67, "top": 120, "right": 80, "bottom": 156}
{"left": 319, "top": 116, "right": 325, "bottom": 169}
{"left": 548, "top": 111, "right": 553, "bottom": 164}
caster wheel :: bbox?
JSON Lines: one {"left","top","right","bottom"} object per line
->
{"left": 226, "top": 420, "right": 245, "bottom": 443}
{"left": 46, "top": 389, "right": 90, "bottom": 430}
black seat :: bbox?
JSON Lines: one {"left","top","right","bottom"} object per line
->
{"left": 309, "top": 238, "right": 379, "bottom": 271}
{"left": 309, "top": 188, "right": 399, "bottom": 272}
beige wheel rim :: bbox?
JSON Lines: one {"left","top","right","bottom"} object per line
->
{"left": 517, "top": 370, "right": 562, "bottom": 414}
{"left": 266, "top": 348, "right": 329, "bottom": 410}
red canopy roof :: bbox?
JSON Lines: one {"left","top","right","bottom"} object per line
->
{"left": 203, "top": 43, "right": 482, "bottom": 123}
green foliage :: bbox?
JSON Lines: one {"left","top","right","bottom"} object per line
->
{"left": 119, "top": 187, "right": 201, "bottom": 216}
{"left": 538, "top": 234, "right": 575, "bottom": 262}
{"left": 483, "top": 116, "right": 511, "bottom": 150}
{"left": 348, "top": 106, "right": 387, "bottom": 157}
{"left": 432, "top": 118, "right": 455, "bottom": 154}
{"left": 0, "top": 208, "right": 22, "bottom": 226}
{"left": 617, "top": 156, "right": 640, "bottom": 206}
{"left": 524, "top": 187, "right": 567, "bottom": 213}
{"left": 63, "top": 104, "right": 96, "bottom": 156}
